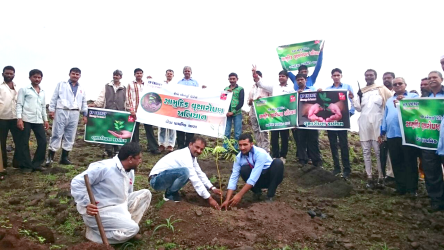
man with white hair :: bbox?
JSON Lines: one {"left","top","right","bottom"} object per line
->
{"left": 379, "top": 77, "right": 419, "bottom": 196}
{"left": 176, "top": 66, "right": 206, "bottom": 149}
{"left": 91, "top": 70, "right": 127, "bottom": 157}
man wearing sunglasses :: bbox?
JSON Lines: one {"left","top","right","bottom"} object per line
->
{"left": 379, "top": 77, "right": 419, "bottom": 196}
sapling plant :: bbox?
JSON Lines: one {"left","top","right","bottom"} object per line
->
{"left": 113, "top": 120, "right": 125, "bottom": 134}
{"left": 152, "top": 215, "right": 182, "bottom": 235}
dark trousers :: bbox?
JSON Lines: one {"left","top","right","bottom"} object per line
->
{"left": 176, "top": 131, "right": 194, "bottom": 149}
{"left": 387, "top": 138, "right": 418, "bottom": 193}
{"left": 0, "top": 119, "right": 21, "bottom": 168}
{"left": 380, "top": 140, "right": 389, "bottom": 177}
{"left": 327, "top": 130, "right": 350, "bottom": 174}
{"left": 271, "top": 130, "right": 289, "bottom": 159}
{"left": 421, "top": 149, "right": 444, "bottom": 205}
{"left": 293, "top": 129, "right": 322, "bottom": 166}
{"left": 21, "top": 122, "right": 46, "bottom": 170}
{"left": 239, "top": 159, "right": 284, "bottom": 198}
{"left": 131, "top": 122, "right": 158, "bottom": 151}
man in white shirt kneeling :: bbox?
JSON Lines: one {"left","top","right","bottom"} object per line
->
{"left": 149, "top": 135, "right": 221, "bottom": 209}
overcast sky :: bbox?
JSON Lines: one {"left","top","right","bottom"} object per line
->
{"left": 1, "top": 0, "right": 442, "bottom": 131}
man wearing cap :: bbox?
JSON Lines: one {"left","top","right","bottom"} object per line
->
{"left": 46, "top": 68, "right": 87, "bottom": 166}
{"left": 91, "top": 70, "right": 127, "bottom": 157}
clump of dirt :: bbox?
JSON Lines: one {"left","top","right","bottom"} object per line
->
{"left": 294, "top": 165, "right": 339, "bottom": 187}
{"left": 0, "top": 227, "right": 47, "bottom": 250}
{"left": 150, "top": 201, "right": 322, "bottom": 249}
{"left": 68, "top": 242, "right": 115, "bottom": 250}
{"left": 312, "top": 180, "right": 353, "bottom": 198}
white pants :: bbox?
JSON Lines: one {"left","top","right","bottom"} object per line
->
{"left": 361, "top": 140, "right": 383, "bottom": 179}
{"left": 249, "top": 110, "right": 270, "bottom": 153}
{"left": 386, "top": 154, "right": 394, "bottom": 178}
{"left": 158, "top": 128, "right": 176, "bottom": 147}
{"left": 49, "top": 109, "right": 80, "bottom": 151}
{"left": 83, "top": 189, "right": 152, "bottom": 244}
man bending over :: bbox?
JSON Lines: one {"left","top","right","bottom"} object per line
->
{"left": 71, "top": 142, "right": 152, "bottom": 244}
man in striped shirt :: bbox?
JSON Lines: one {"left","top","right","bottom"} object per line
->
{"left": 126, "top": 68, "right": 160, "bottom": 154}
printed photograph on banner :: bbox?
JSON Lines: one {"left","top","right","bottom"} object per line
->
{"left": 398, "top": 98, "right": 444, "bottom": 150}
{"left": 84, "top": 108, "right": 136, "bottom": 145}
{"left": 253, "top": 93, "right": 297, "bottom": 131}
{"left": 297, "top": 90, "right": 350, "bottom": 130}
{"left": 276, "top": 40, "right": 322, "bottom": 71}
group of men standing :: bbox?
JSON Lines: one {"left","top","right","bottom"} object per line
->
{"left": 0, "top": 67, "right": 88, "bottom": 175}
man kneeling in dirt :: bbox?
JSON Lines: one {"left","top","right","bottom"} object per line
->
{"left": 71, "top": 142, "right": 152, "bottom": 244}
{"left": 221, "top": 133, "right": 284, "bottom": 209}
{"left": 149, "top": 135, "right": 222, "bottom": 209}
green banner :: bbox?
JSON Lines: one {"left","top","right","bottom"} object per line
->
{"left": 85, "top": 108, "right": 136, "bottom": 146}
{"left": 399, "top": 98, "right": 444, "bottom": 150}
{"left": 276, "top": 40, "right": 322, "bottom": 71}
{"left": 253, "top": 93, "right": 298, "bottom": 131}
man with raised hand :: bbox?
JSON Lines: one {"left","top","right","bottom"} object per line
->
{"left": 353, "top": 69, "right": 392, "bottom": 189}
{"left": 46, "top": 68, "right": 87, "bottom": 166}
{"left": 176, "top": 66, "right": 206, "bottom": 149}
{"left": 149, "top": 136, "right": 221, "bottom": 209}
{"left": 325, "top": 68, "right": 354, "bottom": 178}
{"left": 379, "top": 77, "right": 419, "bottom": 196}
{"left": 287, "top": 42, "right": 325, "bottom": 91}
{"left": 126, "top": 68, "right": 160, "bottom": 155}
{"left": 71, "top": 142, "right": 152, "bottom": 243}
{"left": 16, "top": 69, "right": 49, "bottom": 172}
{"left": 223, "top": 72, "right": 244, "bottom": 151}
{"left": 249, "top": 66, "right": 271, "bottom": 153}
{"left": 423, "top": 71, "right": 444, "bottom": 212}
{"left": 91, "top": 70, "right": 127, "bottom": 157}
{"left": 221, "top": 133, "right": 284, "bottom": 209}
{"left": 158, "top": 69, "right": 176, "bottom": 153}
{"left": 0, "top": 66, "right": 20, "bottom": 172}
{"left": 255, "top": 69, "right": 295, "bottom": 164}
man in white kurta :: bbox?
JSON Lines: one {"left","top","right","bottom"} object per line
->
{"left": 353, "top": 69, "right": 392, "bottom": 187}
{"left": 71, "top": 143, "right": 152, "bottom": 244}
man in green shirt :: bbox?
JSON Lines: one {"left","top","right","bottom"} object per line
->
{"left": 224, "top": 73, "right": 244, "bottom": 150}
{"left": 16, "top": 69, "right": 49, "bottom": 172}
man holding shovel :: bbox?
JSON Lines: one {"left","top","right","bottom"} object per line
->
{"left": 71, "top": 142, "right": 152, "bottom": 244}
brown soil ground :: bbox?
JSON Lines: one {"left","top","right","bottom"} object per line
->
{"left": 0, "top": 111, "right": 444, "bottom": 249}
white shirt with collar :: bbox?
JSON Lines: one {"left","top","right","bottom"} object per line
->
{"left": 149, "top": 147, "right": 213, "bottom": 199}
{"left": 0, "top": 81, "right": 17, "bottom": 119}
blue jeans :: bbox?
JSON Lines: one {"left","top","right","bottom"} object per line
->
{"left": 150, "top": 167, "right": 189, "bottom": 194}
{"left": 224, "top": 113, "right": 242, "bottom": 149}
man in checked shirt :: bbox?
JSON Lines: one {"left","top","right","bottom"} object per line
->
{"left": 126, "top": 68, "right": 160, "bottom": 155}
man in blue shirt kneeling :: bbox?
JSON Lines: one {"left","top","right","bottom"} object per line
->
{"left": 221, "top": 133, "right": 284, "bottom": 209}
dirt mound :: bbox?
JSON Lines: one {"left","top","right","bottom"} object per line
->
{"left": 68, "top": 242, "right": 115, "bottom": 250}
{"left": 312, "top": 180, "right": 353, "bottom": 198}
{"left": 151, "top": 201, "right": 322, "bottom": 249}
{"left": 0, "top": 229, "right": 47, "bottom": 250}
{"left": 294, "top": 165, "right": 339, "bottom": 187}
